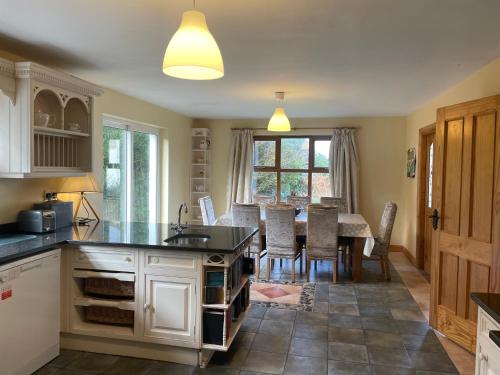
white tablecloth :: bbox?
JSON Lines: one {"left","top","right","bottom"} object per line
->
{"left": 217, "top": 211, "right": 375, "bottom": 256}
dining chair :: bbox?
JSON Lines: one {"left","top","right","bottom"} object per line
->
{"left": 265, "top": 204, "right": 302, "bottom": 282}
{"left": 365, "top": 201, "right": 398, "bottom": 281}
{"left": 320, "top": 196, "right": 350, "bottom": 270}
{"left": 252, "top": 194, "right": 275, "bottom": 207}
{"left": 232, "top": 203, "right": 266, "bottom": 279}
{"left": 287, "top": 195, "right": 311, "bottom": 209}
{"left": 199, "top": 196, "right": 217, "bottom": 225}
{"left": 306, "top": 204, "right": 339, "bottom": 282}
{"left": 320, "top": 196, "right": 347, "bottom": 213}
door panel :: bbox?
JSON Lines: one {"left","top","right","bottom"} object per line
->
{"left": 144, "top": 275, "right": 197, "bottom": 344}
{"left": 430, "top": 95, "right": 500, "bottom": 353}
{"left": 423, "top": 133, "right": 435, "bottom": 274}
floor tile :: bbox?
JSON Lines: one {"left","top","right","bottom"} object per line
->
{"left": 144, "top": 362, "right": 195, "bottom": 375}
{"left": 251, "top": 333, "right": 291, "bottom": 354}
{"left": 390, "top": 307, "right": 427, "bottom": 322}
{"left": 364, "top": 330, "right": 404, "bottom": 349}
{"left": 328, "top": 327, "right": 365, "bottom": 345}
{"left": 210, "top": 345, "right": 249, "bottom": 368}
{"left": 296, "top": 311, "right": 329, "bottom": 325}
{"left": 370, "top": 365, "right": 416, "bottom": 375}
{"left": 193, "top": 367, "right": 239, "bottom": 375}
{"left": 360, "top": 317, "right": 398, "bottom": 333}
{"left": 65, "top": 352, "right": 119, "bottom": 374}
{"left": 239, "top": 372, "right": 271, "bottom": 375}
{"left": 284, "top": 355, "right": 328, "bottom": 375}
{"left": 407, "top": 350, "right": 457, "bottom": 373}
{"left": 258, "top": 319, "right": 294, "bottom": 336}
{"left": 367, "top": 348, "right": 411, "bottom": 368}
{"left": 328, "top": 342, "right": 368, "bottom": 363}
{"left": 103, "top": 357, "right": 154, "bottom": 375}
{"left": 402, "top": 333, "right": 444, "bottom": 353}
{"left": 329, "top": 314, "right": 362, "bottom": 329}
{"left": 328, "top": 360, "right": 369, "bottom": 375}
{"left": 46, "top": 350, "right": 84, "bottom": 369}
{"left": 395, "top": 320, "right": 431, "bottom": 336}
{"left": 329, "top": 304, "right": 360, "bottom": 316}
{"left": 232, "top": 332, "right": 256, "bottom": 349}
{"left": 289, "top": 337, "right": 328, "bottom": 358}
{"left": 357, "top": 304, "right": 391, "bottom": 318}
{"left": 264, "top": 308, "right": 297, "bottom": 321}
{"left": 314, "top": 301, "right": 330, "bottom": 313}
{"left": 329, "top": 295, "right": 358, "bottom": 304}
{"left": 240, "top": 317, "right": 262, "bottom": 333}
{"left": 293, "top": 323, "right": 328, "bottom": 340}
{"left": 241, "top": 350, "right": 287, "bottom": 374}
{"left": 247, "top": 305, "right": 268, "bottom": 319}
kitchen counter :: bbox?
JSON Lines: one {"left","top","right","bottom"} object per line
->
{"left": 471, "top": 292, "right": 500, "bottom": 325}
{"left": 0, "top": 221, "right": 258, "bottom": 266}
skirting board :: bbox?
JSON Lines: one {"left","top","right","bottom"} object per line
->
{"left": 61, "top": 333, "right": 200, "bottom": 366}
{"left": 390, "top": 245, "right": 417, "bottom": 266}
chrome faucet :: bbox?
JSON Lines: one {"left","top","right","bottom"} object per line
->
{"left": 173, "top": 203, "right": 188, "bottom": 233}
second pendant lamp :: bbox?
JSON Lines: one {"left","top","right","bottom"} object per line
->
{"left": 268, "top": 92, "right": 291, "bottom": 132}
{"left": 163, "top": 2, "right": 224, "bottom": 80}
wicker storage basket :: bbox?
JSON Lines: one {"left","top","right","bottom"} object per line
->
{"left": 84, "top": 306, "right": 134, "bottom": 326}
{"left": 84, "top": 278, "right": 134, "bottom": 299}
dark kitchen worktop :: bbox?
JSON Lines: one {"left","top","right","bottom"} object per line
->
{"left": 0, "top": 221, "right": 258, "bottom": 266}
{"left": 471, "top": 292, "right": 500, "bottom": 325}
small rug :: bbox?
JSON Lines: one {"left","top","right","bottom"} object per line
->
{"left": 250, "top": 279, "right": 316, "bottom": 311}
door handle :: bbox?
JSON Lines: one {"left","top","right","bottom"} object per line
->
{"left": 429, "top": 209, "right": 440, "bottom": 230}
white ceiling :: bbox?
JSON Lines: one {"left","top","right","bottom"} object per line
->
{"left": 1, "top": 0, "right": 500, "bottom": 119}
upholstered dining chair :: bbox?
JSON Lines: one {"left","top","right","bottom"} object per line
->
{"left": 265, "top": 204, "right": 302, "bottom": 282}
{"left": 199, "top": 196, "right": 217, "bottom": 225}
{"left": 306, "top": 204, "right": 339, "bottom": 282}
{"left": 365, "top": 201, "right": 398, "bottom": 281}
{"left": 287, "top": 196, "right": 311, "bottom": 210}
{"left": 232, "top": 203, "right": 266, "bottom": 279}
{"left": 320, "top": 196, "right": 347, "bottom": 213}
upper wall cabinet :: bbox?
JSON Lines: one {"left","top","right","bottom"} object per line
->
{"left": 0, "top": 60, "right": 103, "bottom": 178}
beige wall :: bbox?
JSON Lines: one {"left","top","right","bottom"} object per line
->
{"left": 194, "top": 117, "right": 407, "bottom": 245}
{"left": 0, "top": 51, "right": 192, "bottom": 223}
{"left": 401, "top": 56, "right": 500, "bottom": 258}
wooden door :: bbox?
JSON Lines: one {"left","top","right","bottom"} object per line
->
{"left": 144, "top": 275, "right": 197, "bottom": 344}
{"left": 423, "top": 133, "right": 435, "bottom": 274}
{"left": 430, "top": 95, "right": 500, "bottom": 352}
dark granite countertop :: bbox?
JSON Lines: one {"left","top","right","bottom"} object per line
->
{"left": 490, "top": 331, "right": 500, "bottom": 349}
{"left": 471, "top": 292, "right": 500, "bottom": 324}
{"left": 0, "top": 221, "right": 258, "bottom": 266}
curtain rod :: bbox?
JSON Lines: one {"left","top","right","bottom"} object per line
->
{"left": 230, "top": 127, "right": 358, "bottom": 131}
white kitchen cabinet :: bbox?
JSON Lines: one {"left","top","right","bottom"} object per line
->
{"left": 0, "top": 59, "right": 102, "bottom": 177}
{"left": 475, "top": 306, "right": 500, "bottom": 375}
{"left": 144, "top": 275, "right": 197, "bottom": 345}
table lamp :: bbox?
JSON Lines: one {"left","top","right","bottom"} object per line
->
{"left": 59, "top": 173, "right": 101, "bottom": 224}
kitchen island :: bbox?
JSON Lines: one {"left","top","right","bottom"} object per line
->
{"left": 0, "top": 221, "right": 258, "bottom": 368}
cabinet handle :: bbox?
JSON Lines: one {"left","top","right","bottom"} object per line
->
{"left": 125, "top": 257, "right": 132, "bottom": 263}
{"left": 144, "top": 304, "right": 155, "bottom": 313}
{"left": 78, "top": 253, "right": 87, "bottom": 260}
{"left": 479, "top": 352, "right": 488, "bottom": 362}
{"left": 0, "top": 276, "right": 8, "bottom": 283}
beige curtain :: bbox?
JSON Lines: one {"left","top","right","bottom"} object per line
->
{"left": 329, "top": 128, "right": 359, "bottom": 213}
{"left": 226, "top": 129, "right": 254, "bottom": 212}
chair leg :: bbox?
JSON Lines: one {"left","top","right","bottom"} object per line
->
{"left": 384, "top": 256, "right": 391, "bottom": 281}
{"left": 271, "top": 259, "right": 275, "bottom": 269}
{"left": 346, "top": 248, "right": 351, "bottom": 272}
{"left": 306, "top": 258, "right": 310, "bottom": 282}
{"left": 333, "top": 260, "right": 338, "bottom": 283}
{"left": 379, "top": 256, "right": 385, "bottom": 279}
{"left": 266, "top": 257, "right": 271, "bottom": 281}
{"left": 314, "top": 260, "right": 317, "bottom": 270}
{"left": 342, "top": 250, "right": 347, "bottom": 272}
{"left": 291, "top": 258, "right": 296, "bottom": 283}
{"left": 299, "top": 251, "right": 303, "bottom": 275}
{"left": 280, "top": 259, "right": 283, "bottom": 268}
{"left": 255, "top": 254, "right": 260, "bottom": 280}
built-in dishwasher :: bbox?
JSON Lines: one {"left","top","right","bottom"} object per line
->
{"left": 0, "top": 249, "right": 61, "bottom": 375}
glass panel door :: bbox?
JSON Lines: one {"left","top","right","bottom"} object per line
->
{"left": 103, "top": 127, "right": 126, "bottom": 222}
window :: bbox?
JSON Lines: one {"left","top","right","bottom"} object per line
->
{"left": 252, "top": 136, "right": 331, "bottom": 202}
{"left": 103, "top": 117, "right": 159, "bottom": 223}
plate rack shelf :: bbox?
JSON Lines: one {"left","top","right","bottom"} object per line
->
{"left": 190, "top": 128, "right": 211, "bottom": 224}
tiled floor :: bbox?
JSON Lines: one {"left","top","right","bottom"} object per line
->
{"left": 37, "top": 255, "right": 466, "bottom": 375}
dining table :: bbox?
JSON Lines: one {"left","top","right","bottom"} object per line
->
{"left": 217, "top": 210, "right": 375, "bottom": 282}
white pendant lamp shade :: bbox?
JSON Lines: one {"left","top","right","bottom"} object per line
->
{"left": 268, "top": 92, "right": 291, "bottom": 132}
{"left": 163, "top": 10, "right": 224, "bottom": 80}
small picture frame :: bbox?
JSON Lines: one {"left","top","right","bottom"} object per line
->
{"left": 407, "top": 147, "right": 416, "bottom": 178}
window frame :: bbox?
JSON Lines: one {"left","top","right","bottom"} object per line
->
{"left": 103, "top": 115, "right": 160, "bottom": 223}
{"left": 253, "top": 135, "right": 331, "bottom": 201}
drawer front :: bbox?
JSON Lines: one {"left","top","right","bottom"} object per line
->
{"left": 73, "top": 247, "right": 137, "bottom": 271}
{"left": 144, "top": 251, "right": 199, "bottom": 274}
{"left": 478, "top": 307, "right": 500, "bottom": 336}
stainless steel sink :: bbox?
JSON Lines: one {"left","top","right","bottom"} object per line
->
{"left": 164, "top": 233, "right": 211, "bottom": 246}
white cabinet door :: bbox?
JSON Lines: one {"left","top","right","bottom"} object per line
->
{"left": 144, "top": 275, "right": 197, "bottom": 344}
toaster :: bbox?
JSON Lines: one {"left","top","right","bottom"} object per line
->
{"left": 34, "top": 200, "right": 73, "bottom": 229}
{"left": 18, "top": 210, "right": 56, "bottom": 233}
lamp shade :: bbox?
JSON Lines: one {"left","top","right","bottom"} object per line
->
{"left": 267, "top": 107, "right": 291, "bottom": 132}
{"left": 59, "top": 173, "right": 100, "bottom": 193}
{"left": 163, "top": 10, "right": 224, "bottom": 80}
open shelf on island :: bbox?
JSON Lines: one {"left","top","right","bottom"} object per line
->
{"left": 202, "top": 275, "right": 250, "bottom": 310}
{"left": 202, "top": 306, "right": 250, "bottom": 352}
